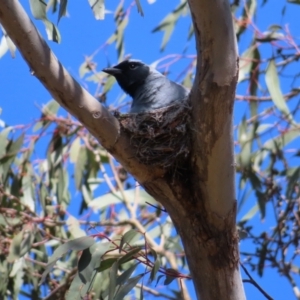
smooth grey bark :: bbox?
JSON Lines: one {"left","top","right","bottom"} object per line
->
{"left": 0, "top": 0, "right": 245, "bottom": 299}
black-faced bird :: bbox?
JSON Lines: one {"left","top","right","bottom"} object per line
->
{"left": 102, "top": 59, "right": 189, "bottom": 113}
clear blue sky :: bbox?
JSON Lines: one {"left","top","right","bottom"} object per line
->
{"left": 1, "top": 0, "right": 300, "bottom": 299}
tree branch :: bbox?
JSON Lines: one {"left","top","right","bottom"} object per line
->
{"left": 189, "top": 0, "right": 238, "bottom": 218}
{"left": 0, "top": 0, "right": 164, "bottom": 184}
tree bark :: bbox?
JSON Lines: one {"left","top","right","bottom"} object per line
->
{"left": 0, "top": 0, "right": 246, "bottom": 299}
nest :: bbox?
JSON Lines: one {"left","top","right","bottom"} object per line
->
{"left": 114, "top": 101, "right": 191, "bottom": 169}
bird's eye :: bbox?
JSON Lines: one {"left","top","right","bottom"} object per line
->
{"left": 129, "top": 63, "right": 136, "bottom": 69}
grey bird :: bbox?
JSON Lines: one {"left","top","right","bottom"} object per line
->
{"left": 102, "top": 59, "right": 189, "bottom": 113}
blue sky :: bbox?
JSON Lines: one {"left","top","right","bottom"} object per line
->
{"left": 1, "top": 0, "right": 300, "bottom": 299}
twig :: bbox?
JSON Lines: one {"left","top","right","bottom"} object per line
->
{"left": 145, "top": 201, "right": 167, "bottom": 212}
{"left": 240, "top": 263, "right": 273, "bottom": 300}
{"left": 136, "top": 283, "right": 177, "bottom": 300}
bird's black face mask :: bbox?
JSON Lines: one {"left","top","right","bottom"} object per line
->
{"left": 102, "top": 60, "right": 150, "bottom": 97}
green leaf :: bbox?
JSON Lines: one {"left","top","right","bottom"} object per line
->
{"left": 89, "top": 0, "right": 105, "bottom": 20}
{"left": 82, "top": 183, "right": 93, "bottom": 205}
{"left": 247, "top": 0, "right": 257, "bottom": 19}
{"left": 7, "top": 133, "right": 25, "bottom": 157}
{"left": 182, "top": 70, "right": 193, "bottom": 89}
{"left": 7, "top": 226, "right": 35, "bottom": 263}
{"left": 86, "top": 71, "right": 103, "bottom": 83}
{"left": 0, "top": 35, "right": 9, "bottom": 58}
{"left": 119, "top": 230, "right": 138, "bottom": 253}
{"left": 256, "top": 124, "right": 273, "bottom": 134}
{"left": 248, "top": 170, "right": 262, "bottom": 191}
{"left": 58, "top": 0, "right": 68, "bottom": 24}
{"left": 286, "top": 167, "right": 300, "bottom": 198}
{"left": 139, "top": 282, "right": 144, "bottom": 300}
{"left": 164, "top": 270, "right": 177, "bottom": 285}
{"left": 240, "top": 204, "right": 259, "bottom": 223}
{"left": 256, "top": 191, "right": 266, "bottom": 219}
{"left": 0, "top": 127, "right": 13, "bottom": 158}
{"left": 78, "top": 242, "right": 111, "bottom": 284}
{"left": 116, "top": 16, "right": 128, "bottom": 59}
{"left": 135, "top": 0, "right": 144, "bottom": 16}
{"left": 48, "top": 0, "right": 59, "bottom": 13}
{"left": 257, "top": 31, "right": 285, "bottom": 42}
{"left": 0, "top": 27, "right": 16, "bottom": 58}
{"left": 114, "top": 274, "right": 143, "bottom": 300}
{"left": 149, "top": 256, "right": 160, "bottom": 282}
{"left": 236, "top": 0, "right": 257, "bottom": 38}
{"left": 29, "top": 0, "right": 61, "bottom": 43}
{"left": 43, "top": 19, "right": 61, "bottom": 43}
{"left": 89, "top": 193, "right": 122, "bottom": 210}
{"left": 75, "top": 147, "right": 87, "bottom": 189}
{"left": 268, "top": 24, "right": 282, "bottom": 32}
{"left": 288, "top": 0, "right": 300, "bottom": 4}
{"left": 108, "top": 261, "right": 118, "bottom": 300}
{"left": 69, "top": 137, "right": 81, "bottom": 163}
{"left": 40, "top": 236, "right": 95, "bottom": 284}
{"left": 249, "top": 47, "right": 260, "bottom": 116}
{"left": 237, "top": 185, "right": 252, "bottom": 214}
{"left": 19, "top": 228, "right": 35, "bottom": 257}
{"left": 21, "top": 173, "right": 35, "bottom": 211}
{"left": 11, "top": 259, "right": 25, "bottom": 297}
{"left": 118, "top": 247, "right": 142, "bottom": 264}
{"left": 116, "top": 263, "right": 138, "bottom": 286}
{"left": 106, "top": 33, "right": 117, "bottom": 45}
{"left": 89, "top": 189, "right": 156, "bottom": 211}
{"left": 65, "top": 274, "right": 85, "bottom": 300}
{"left": 103, "top": 75, "right": 116, "bottom": 93}
{"left": 97, "top": 258, "right": 118, "bottom": 272}
{"left": 57, "top": 166, "right": 69, "bottom": 206}
{"left": 67, "top": 216, "right": 86, "bottom": 238}
{"left": 265, "top": 130, "right": 300, "bottom": 150}
{"left": 238, "top": 117, "right": 254, "bottom": 168}
{"left": 239, "top": 46, "right": 256, "bottom": 83}
{"left": 79, "top": 61, "right": 92, "bottom": 78}
{"left": 254, "top": 130, "right": 300, "bottom": 168}
{"left": 29, "top": 0, "right": 47, "bottom": 19}
{"left": 7, "top": 231, "right": 24, "bottom": 263}
{"left": 238, "top": 45, "right": 260, "bottom": 90}
{"left": 187, "top": 23, "right": 194, "bottom": 41}
{"left": 265, "top": 60, "right": 292, "bottom": 119}
{"left": 258, "top": 243, "right": 268, "bottom": 276}
{"left": 152, "top": 2, "right": 187, "bottom": 51}
{"left": 155, "top": 274, "right": 164, "bottom": 287}
{"left": 237, "top": 228, "right": 248, "bottom": 240}
{"left": 33, "top": 100, "right": 60, "bottom": 132}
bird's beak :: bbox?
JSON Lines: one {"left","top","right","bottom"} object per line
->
{"left": 102, "top": 67, "right": 122, "bottom": 75}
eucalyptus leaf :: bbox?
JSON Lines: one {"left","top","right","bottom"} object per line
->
{"left": 265, "top": 60, "right": 292, "bottom": 119}
{"left": 89, "top": 0, "right": 105, "bottom": 20}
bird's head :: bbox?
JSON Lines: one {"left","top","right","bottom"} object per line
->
{"left": 102, "top": 60, "right": 150, "bottom": 96}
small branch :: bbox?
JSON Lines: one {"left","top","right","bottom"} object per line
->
{"left": 136, "top": 283, "right": 177, "bottom": 300}
{"left": 240, "top": 263, "right": 273, "bottom": 300}
{"left": 165, "top": 251, "right": 191, "bottom": 300}
{"left": 145, "top": 201, "right": 167, "bottom": 212}
{"left": 42, "top": 282, "right": 68, "bottom": 300}
{"left": 235, "top": 89, "right": 300, "bottom": 102}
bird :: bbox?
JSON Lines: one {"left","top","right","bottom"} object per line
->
{"left": 102, "top": 59, "right": 189, "bottom": 113}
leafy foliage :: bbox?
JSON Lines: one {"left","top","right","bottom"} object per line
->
{"left": 0, "top": 99, "right": 189, "bottom": 299}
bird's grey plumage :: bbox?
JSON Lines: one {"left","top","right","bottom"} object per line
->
{"left": 102, "top": 59, "right": 189, "bottom": 113}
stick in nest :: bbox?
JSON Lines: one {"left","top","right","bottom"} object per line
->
{"left": 114, "top": 100, "right": 191, "bottom": 169}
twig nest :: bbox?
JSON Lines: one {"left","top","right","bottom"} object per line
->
{"left": 114, "top": 101, "right": 191, "bottom": 168}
